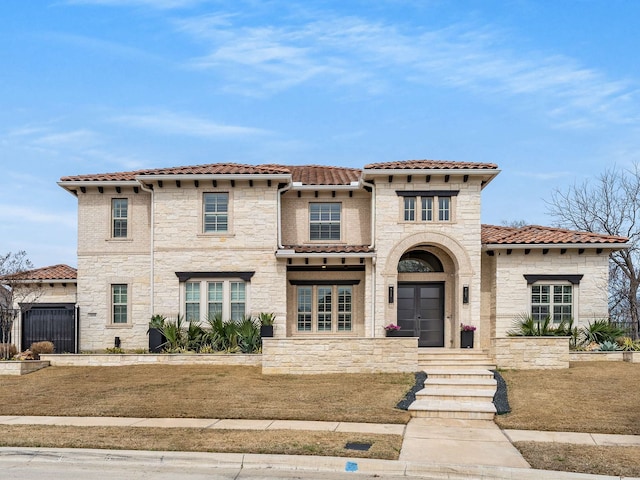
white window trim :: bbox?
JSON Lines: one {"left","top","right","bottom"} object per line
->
{"left": 308, "top": 202, "right": 342, "bottom": 242}
{"left": 295, "top": 284, "right": 353, "bottom": 334}
{"left": 199, "top": 190, "right": 234, "bottom": 237}
{"left": 529, "top": 281, "right": 578, "bottom": 324}
{"left": 180, "top": 278, "right": 249, "bottom": 322}
{"left": 109, "top": 196, "right": 132, "bottom": 240}
{"left": 107, "top": 282, "right": 132, "bottom": 327}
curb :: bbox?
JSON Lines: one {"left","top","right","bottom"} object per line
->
{"left": 1, "top": 447, "right": 637, "bottom": 480}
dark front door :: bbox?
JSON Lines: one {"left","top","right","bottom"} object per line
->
{"left": 397, "top": 283, "right": 444, "bottom": 347}
{"left": 22, "top": 304, "right": 77, "bottom": 353}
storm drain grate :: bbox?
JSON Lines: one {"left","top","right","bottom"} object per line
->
{"left": 345, "top": 442, "right": 371, "bottom": 451}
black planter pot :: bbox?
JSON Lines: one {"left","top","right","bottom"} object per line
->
{"left": 385, "top": 330, "right": 414, "bottom": 337}
{"left": 460, "top": 330, "right": 474, "bottom": 348}
{"left": 260, "top": 325, "right": 274, "bottom": 338}
{"left": 148, "top": 328, "right": 166, "bottom": 353}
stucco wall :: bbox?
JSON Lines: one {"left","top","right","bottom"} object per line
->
{"left": 261, "top": 337, "right": 418, "bottom": 374}
{"left": 493, "top": 336, "right": 570, "bottom": 369}
{"left": 280, "top": 190, "right": 371, "bottom": 246}
{"left": 492, "top": 249, "right": 610, "bottom": 337}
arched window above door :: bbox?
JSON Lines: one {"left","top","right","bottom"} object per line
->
{"left": 397, "top": 250, "right": 444, "bottom": 273}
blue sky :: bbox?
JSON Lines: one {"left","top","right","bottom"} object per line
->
{"left": 1, "top": 0, "right": 639, "bottom": 268}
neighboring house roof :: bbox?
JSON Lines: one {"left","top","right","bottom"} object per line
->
{"left": 481, "top": 224, "right": 628, "bottom": 246}
{"left": 59, "top": 160, "right": 494, "bottom": 188}
{"left": 1, "top": 264, "right": 78, "bottom": 282}
{"left": 364, "top": 160, "right": 499, "bottom": 170}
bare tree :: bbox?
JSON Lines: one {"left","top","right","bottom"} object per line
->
{"left": 0, "top": 251, "right": 41, "bottom": 359}
{"left": 501, "top": 219, "right": 529, "bottom": 228}
{"left": 548, "top": 163, "right": 640, "bottom": 339}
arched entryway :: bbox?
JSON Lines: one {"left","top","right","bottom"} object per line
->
{"left": 397, "top": 249, "right": 450, "bottom": 347}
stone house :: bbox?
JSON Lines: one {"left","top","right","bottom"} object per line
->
{"left": 57, "top": 160, "right": 626, "bottom": 363}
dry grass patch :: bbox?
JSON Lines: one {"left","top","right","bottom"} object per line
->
{"left": 495, "top": 362, "right": 640, "bottom": 434}
{"left": 0, "top": 365, "right": 413, "bottom": 424}
{"left": 515, "top": 442, "right": 640, "bottom": 477}
{"left": 0, "top": 425, "right": 402, "bottom": 459}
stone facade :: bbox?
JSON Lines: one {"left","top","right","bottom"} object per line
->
{"left": 262, "top": 338, "right": 418, "bottom": 374}
{"left": 485, "top": 249, "right": 610, "bottom": 338}
{"left": 41, "top": 353, "right": 261, "bottom": 367}
{"left": 492, "top": 337, "right": 570, "bottom": 369}
{"left": 59, "top": 160, "right": 624, "bottom": 369}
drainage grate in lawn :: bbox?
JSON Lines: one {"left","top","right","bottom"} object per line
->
{"left": 345, "top": 442, "right": 372, "bottom": 451}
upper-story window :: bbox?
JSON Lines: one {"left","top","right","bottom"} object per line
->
{"left": 309, "top": 203, "right": 341, "bottom": 241}
{"left": 398, "top": 191, "right": 455, "bottom": 223}
{"left": 203, "top": 193, "right": 229, "bottom": 233}
{"left": 112, "top": 198, "right": 128, "bottom": 238}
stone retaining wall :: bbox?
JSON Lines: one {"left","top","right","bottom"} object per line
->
{"left": 261, "top": 337, "right": 418, "bottom": 374}
{"left": 570, "top": 351, "right": 639, "bottom": 363}
{"left": 0, "top": 360, "right": 50, "bottom": 375}
{"left": 492, "top": 337, "right": 570, "bottom": 369}
{"left": 40, "top": 353, "right": 262, "bottom": 367}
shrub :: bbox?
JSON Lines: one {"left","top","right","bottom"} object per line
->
{"left": 508, "top": 313, "right": 572, "bottom": 337}
{"left": 0, "top": 343, "right": 17, "bottom": 359}
{"left": 105, "top": 347, "right": 126, "bottom": 354}
{"left": 30, "top": 341, "right": 54, "bottom": 357}
{"left": 581, "top": 319, "right": 628, "bottom": 345}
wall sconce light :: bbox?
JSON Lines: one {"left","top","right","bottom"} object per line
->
{"left": 388, "top": 285, "right": 395, "bottom": 304}
{"left": 463, "top": 285, "right": 469, "bottom": 304}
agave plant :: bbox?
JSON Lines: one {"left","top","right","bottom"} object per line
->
{"left": 160, "top": 315, "right": 186, "bottom": 352}
{"left": 598, "top": 340, "right": 620, "bottom": 351}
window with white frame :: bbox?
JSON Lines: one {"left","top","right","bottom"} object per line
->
{"left": 203, "top": 193, "right": 229, "bottom": 233}
{"left": 438, "top": 197, "right": 450, "bottom": 221}
{"left": 531, "top": 284, "right": 573, "bottom": 323}
{"left": 112, "top": 198, "right": 128, "bottom": 238}
{"left": 111, "top": 284, "right": 128, "bottom": 324}
{"left": 309, "top": 203, "right": 341, "bottom": 241}
{"left": 296, "top": 284, "right": 353, "bottom": 333}
{"left": 183, "top": 279, "right": 246, "bottom": 321}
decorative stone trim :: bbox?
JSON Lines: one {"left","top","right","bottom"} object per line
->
{"left": 0, "top": 361, "right": 50, "bottom": 375}
{"left": 262, "top": 337, "right": 418, "bottom": 374}
{"left": 40, "top": 354, "right": 262, "bottom": 367}
{"left": 492, "top": 337, "right": 570, "bottom": 370}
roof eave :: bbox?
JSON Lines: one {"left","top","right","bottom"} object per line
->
{"left": 362, "top": 168, "right": 500, "bottom": 187}
{"left": 135, "top": 173, "right": 292, "bottom": 182}
{"left": 482, "top": 243, "right": 628, "bottom": 250}
{"left": 275, "top": 250, "right": 376, "bottom": 258}
{"left": 290, "top": 182, "right": 361, "bottom": 190}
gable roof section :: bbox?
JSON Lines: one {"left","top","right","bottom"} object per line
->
{"left": 287, "top": 165, "right": 360, "bottom": 185}
{"left": 364, "top": 160, "right": 498, "bottom": 170}
{"left": 59, "top": 163, "right": 291, "bottom": 182}
{"left": 0, "top": 264, "right": 77, "bottom": 283}
{"left": 482, "top": 224, "right": 627, "bottom": 246}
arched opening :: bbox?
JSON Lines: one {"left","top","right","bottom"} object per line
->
{"left": 396, "top": 248, "right": 448, "bottom": 347}
{"left": 398, "top": 250, "right": 444, "bottom": 273}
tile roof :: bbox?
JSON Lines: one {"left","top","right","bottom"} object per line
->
{"left": 481, "top": 224, "right": 627, "bottom": 245}
{"left": 283, "top": 245, "right": 374, "bottom": 254}
{"left": 0, "top": 264, "right": 77, "bottom": 282}
{"left": 60, "top": 160, "right": 497, "bottom": 185}
{"left": 287, "top": 165, "right": 361, "bottom": 185}
{"left": 364, "top": 160, "right": 499, "bottom": 170}
{"left": 60, "top": 163, "right": 291, "bottom": 182}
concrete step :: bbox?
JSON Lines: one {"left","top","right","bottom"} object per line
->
{"left": 415, "top": 387, "right": 496, "bottom": 402}
{"left": 419, "top": 361, "right": 497, "bottom": 370}
{"left": 424, "top": 377, "right": 497, "bottom": 390}
{"left": 425, "top": 368, "right": 495, "bottom": 380}
{"left": 408, "top": 399, "right": 497, "bottom": 420}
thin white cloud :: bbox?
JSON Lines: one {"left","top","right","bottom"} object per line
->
{"left": 0, "top": 205, "right": 76, "bottom": 228}
{"left": 110, "top": 111, "right": 270, "bottom": 137}
{"left": 33, "top": 129, "right": 100, "bottom": 147}
{"left": 177, "top": 12, "right": 639, "bottom": 126}
{"left": 63, "top": 0, "right": 205, "bottom": 9}
{"left": 514, "top": 171, "right": 574, "bottom": 181}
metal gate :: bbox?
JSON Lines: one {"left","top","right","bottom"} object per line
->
{"left": 22, "top": 304, "right": 77, "bottom": 353}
